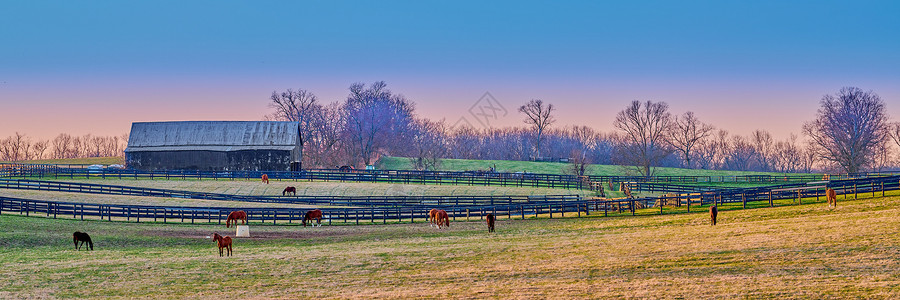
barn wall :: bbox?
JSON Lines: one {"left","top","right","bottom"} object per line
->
{"left": 126, "top": 150, "right": 294, "bottom": 171}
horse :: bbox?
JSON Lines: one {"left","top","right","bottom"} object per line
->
{"left": 261, "top": 174, "right": 269, "bottom": 184}
{"left": 709, "top": 205, "right": 718, "bottom": 226}
{"left": 303, "top": 209, "right": 323, "bottom": 227}
{"left": 73, "top": 231, "right": 93, "bottom": 251}
{"left": 826, "top": 188, "right": 837, "bottom": 208}
{"left": 428, "top": 209, "right": 439, "bottom": 228}
{"left": 486, "top": 213, "right": 495, "bottom": 233}
{"left": 212, "top": 233, "right": 232, "bottom": 257}
{"left": 226, "top": 210, "right": 248, "bottom": 228}
{"left": 283, "top": 186, "right": 297, "bottom": 196}
{"left": 436, "top": 210, "right": 450, "bottom": 229}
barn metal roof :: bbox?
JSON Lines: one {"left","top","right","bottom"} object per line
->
{"left": 125, "top": 121, "right": 300, "bottom": 152}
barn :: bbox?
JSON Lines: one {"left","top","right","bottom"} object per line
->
{"left": 124, "top": 121, "right": 301, "bottom": 171}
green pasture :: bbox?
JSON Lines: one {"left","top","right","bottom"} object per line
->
{"left": 2, "top": 187, "right": 899, "bottom": 298}
{"left": 377, "top": 156, "right": 818, "bottom": 177}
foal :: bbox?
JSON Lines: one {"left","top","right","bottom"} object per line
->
{"left": 73, "top": 231, "right": 93, "bottom": 251}
{"left": 486, "top": 213, "right": 495, "bottom": 233}
{"left": 212, "top": 233, "right": 233, "bottom": 257}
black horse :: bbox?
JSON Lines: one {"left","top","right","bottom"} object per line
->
{"left": 73, "top": 231, "right": 93, "bottom": 251}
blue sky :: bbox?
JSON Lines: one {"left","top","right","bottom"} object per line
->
{"left": 1, "top": 0, "right": 899, "bottom": 140}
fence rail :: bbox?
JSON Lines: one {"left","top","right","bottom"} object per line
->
{"left": 6, "top": 163, "right": 899, "bottom": 191}
{"left": 0, "top": 179, "right": 584, "bottom": 207}
{"left": 2, "top": 175, "right": 899, "bottom": 224}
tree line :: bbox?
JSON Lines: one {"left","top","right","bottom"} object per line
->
{"left": 270, "top": 83, "right": 900, "bottom": 175}
{"left": 0, "top": 133, "right": 128, "bottom": 162}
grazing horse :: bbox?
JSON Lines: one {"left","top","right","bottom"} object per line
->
{"left": 436, "top": 210, "right": 450, "bottom": 229}
{"left": 303, "top": 209, "right": 323, "bottom": 227}
{"left": 212, "top": 233, "right": 232, "bottom": 257}
{"left": 226, "top": 210, "right": 248, "bottom": 228}
{"left": 826, "top": 188, "right": 837, "bottom": 208}
{"left": 486, "top": 213, "right": 495, "bottom": 233}
{"left": 709, "top": 205, "right": 718, "bottom": 226}
{"left": 283, "top": 186, "right": 297, "bottom": 196}
{"left": 73, "top": 231, "right": 93, "bottom": 251}
{"left": 429, "top": 209, "right": 439, "bottom": 227}
{"left": 261, "top": 174, "right": 269, "bottom": 184}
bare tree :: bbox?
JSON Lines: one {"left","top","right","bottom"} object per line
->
{"left": 32, "top": 140, "right": 49, "bottom": 160}
{"left": 408, "top": 119, "right": 448, "bottom": 171}
{"left": 613, "top": 100, "right": 673, "bottom": 176}
{"left": 890, "top": 122, "right": 900, "bottom": 150}
{"left": 667, "top": 111, "right": 714, "bottom": 168}
{"left": 4, "top": 132, "right": 30, "bottom": 161}
{"left": 565, "top": 149, "right": 592, "bottom": 177}
{"left": 518, "top": 99, "right": 555, "bottom": 159}
{"left": 802, "top": 87, "right": 889, "bottom": 173}
{"left": 268, "top": 88, "right": 322, "bottom": 168}
{"left": 342, "top": 81, "right": 416, "bottom": 166}
{"left": 751, "top": 130, "right": 775, "bottom": 171}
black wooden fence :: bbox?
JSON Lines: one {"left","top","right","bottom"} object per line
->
{"left": 7, "top": 163, "right": 897, "bottom": 191}
{"left": 2, "top": 176, "right": 899, "bottom": 224}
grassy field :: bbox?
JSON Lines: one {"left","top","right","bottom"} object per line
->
{"left": 14, "top": 178, "right": 591, "bottom": 197}
{"left": 2, "top": 191, "right": 898, "bottom": 298}
{"left": 0, "top": 157, "right": 125, "bottom": 165}
{"left": 377, "top": 156, "right": 817, "bottom": 177}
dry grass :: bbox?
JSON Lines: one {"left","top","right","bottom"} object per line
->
{"left": 25, "top": 178, "right": 591, "bottom": 197}
{"left": 0, "top": 189, "right": 320, "bottom": 209}
{"left": 1, "top": 193, "right": 898, "bottom": 298}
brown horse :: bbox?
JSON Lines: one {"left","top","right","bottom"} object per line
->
{"left": 226, "top": 210, "right": 248, "bottom": 228}
{"left": 436, "top": 210, "right": 450, "bottom": 229}
{"left": 428, "top": 209, "right": 439, "bottom": 227}
{"left": 826, "top": 188, "right": 837, "bottom": 208}
{"left": 709, "top": 205, "right": 718, "bottom": 226}
{"left": 283, "top": 186, "right": 297, "bottom": 196}
{"left": 261, "top": 174, "right": 269, "bottom": 184}
{"left": 73, "top": 231, "right": 93, "bottom": 251}
{"left": 303, "top": 209, "right": 323, "bottom": 227}
{"left": 212, "top": 233, "right": 232, "bottom": 257}
{"left": 486, "top": 213, "right": 495, "bottom": 233}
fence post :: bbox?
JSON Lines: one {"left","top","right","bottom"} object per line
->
{"left": 742, "top": 193, "right": 746, "bottom": 209}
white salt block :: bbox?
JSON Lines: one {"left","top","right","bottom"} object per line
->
{"left": 235, "top": 225, "right": 250, "bottom": 237}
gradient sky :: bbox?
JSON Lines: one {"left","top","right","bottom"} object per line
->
{"left": 2, "top": 0, "right": 899, "bottom": 141}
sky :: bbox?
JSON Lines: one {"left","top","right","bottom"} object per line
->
{"left": 1, "top": 0, "right": 899, "bottom": 141}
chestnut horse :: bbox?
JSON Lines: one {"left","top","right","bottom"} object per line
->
{"left": 73, "top": 231, "right": 93, "bottom": 251}
{"left": 429, "top": 209, "right": 439, "bottom": 227}
{"left": 486, "top": 213, "right": 495, "bottom": 233}
{"left": 435, "top": 210, "right": 450, "bottom": 229}
{"left": 226, "top": 210, "right": 248, "bottom": 228}
{"left": 826, "top": 188, "right": 837, "bottom": 208}
{"left": 261, "top": 174, "right": 269, "bottom": 184}
{"left": 212, "top": 233, "right": 232, "bottom": 257}
{"left": 283, "top": 186, "right": 297, "bottom": 196}
{"left": 709, "top": 205, "right": 718, "bottom": 226}
{"left": 303, "top": 209, "right": 323, "bottom": 227}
